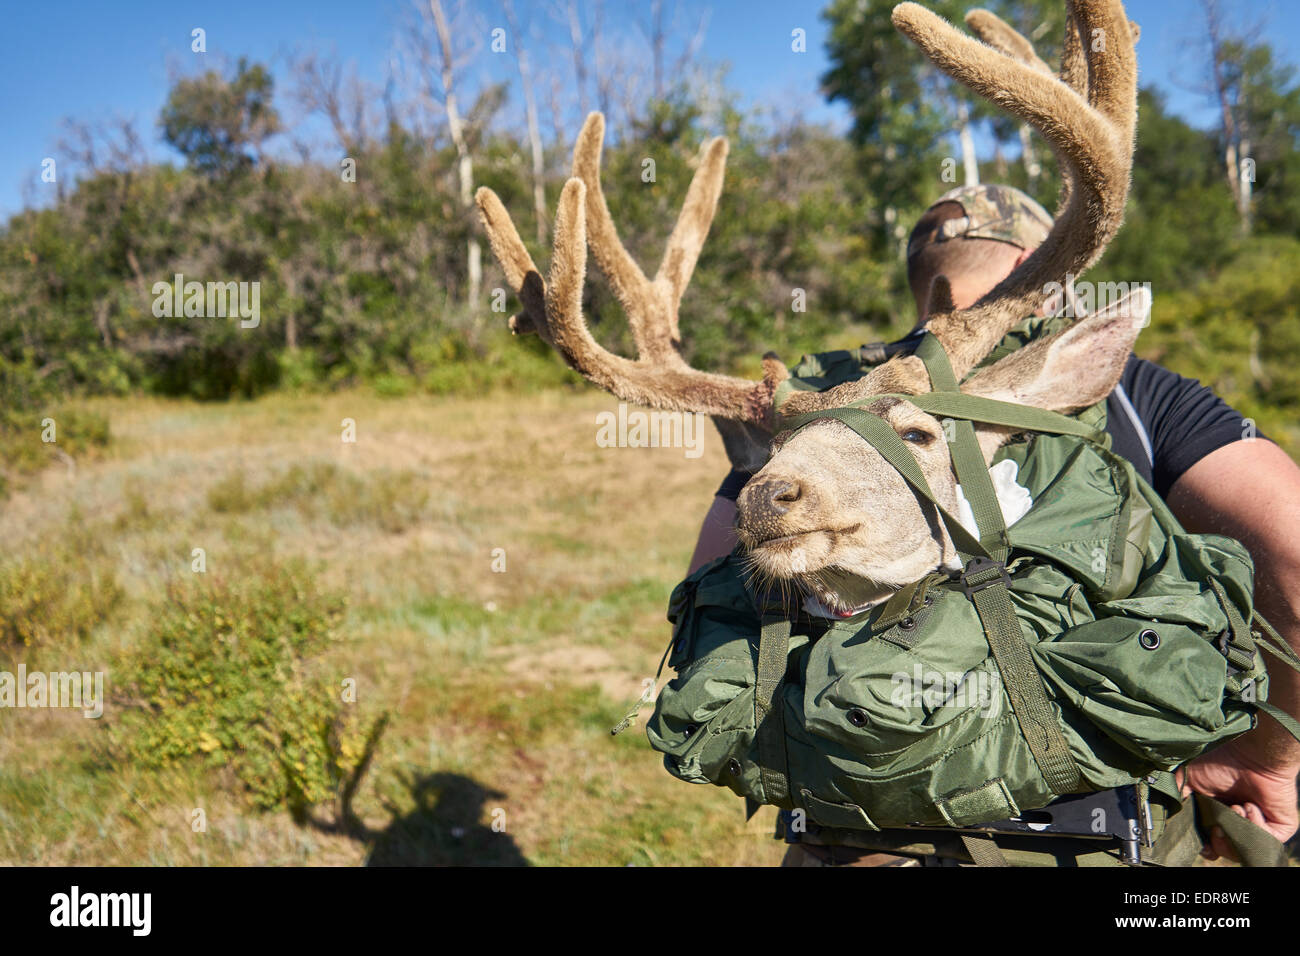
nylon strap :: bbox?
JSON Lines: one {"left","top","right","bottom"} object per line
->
{"left": 921, "top": 330, "right": 1083, "bottom": 795}
{"left": 1253, "top": 700, "right": 1300, "bottom": 744}
{"left": 755, "top": 613, "right": 794, "bottom": 809}
{"left": 1255, "top": 614, "right": 1300, "bottom": 674}
{"left": 1195, "top": 794, "right": 1291, "bottom": 867}
{"left": 960, "top": 832, "right": 1009, "bottom": 866}
{"left": 1247, "top": 614, "right": 1300, "bottom": 743}
{"left": 890, "top": 392, "right": 1103, "bottom": 441}
{"left": 782, "top": 334, "right": 1085, "bottom": 797}
{"left": 967, "top": 568, "right": 1084, "bottom": 794}
{"left": 915, "top": 334, "right": 1009, "bottom": 561}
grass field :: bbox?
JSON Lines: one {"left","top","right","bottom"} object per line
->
{"left": 0, "top": 387, "right": 788, "bottom": 866}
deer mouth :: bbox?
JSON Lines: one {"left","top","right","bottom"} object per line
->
{"left": 747, "top": 523, "right": 861, "bottom": 552}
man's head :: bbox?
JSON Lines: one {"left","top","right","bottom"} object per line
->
{"left": 906, "top": 184, "right": 1054, "bottom": 320}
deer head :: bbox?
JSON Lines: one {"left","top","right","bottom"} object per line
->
{"left": 742, "top": 0, "right": 1143, "bottom": 611}
{"left": 477, "top": 0, "right": 1146, "bottom": 615}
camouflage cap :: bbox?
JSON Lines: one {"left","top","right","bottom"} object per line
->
{"left": 906, "top": 184, "right": 1053, "bottom": 260}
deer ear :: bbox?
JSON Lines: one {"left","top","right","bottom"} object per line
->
{"left": 961, "top": 286, "right": 1151, "bottom": 414}
{"left": 926, "top": 274, "right": 956, "bottom": 315}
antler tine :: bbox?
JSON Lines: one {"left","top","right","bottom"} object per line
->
{"left": 476, "top": 176, "right": 784, "bottom": 425}
{"left": 475, "top": 187, "right": 549, "bottom": 342}
{"left": 890, "top": 0, "right": 1137, "bottom": 378}
{"left": 964, "top": 8, "right": 1055, "bottom": 76}
{"left": 570, "top": 114, "right": 657, "bottom": 354}
{"left": 656, "top": 136, "right": 730, "bottom": 315}
{"left": 964, "top": 8, "right": 1081, "bottom": 214}
{"left": 963, "top": 8, "right": 1137, "bottom": 223}
{"left": 571, "top": 112, "right": 730, "bottom": 364}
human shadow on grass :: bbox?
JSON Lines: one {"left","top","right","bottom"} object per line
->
{"left": 363, "top": 771, "right": 530, "bottom": 867}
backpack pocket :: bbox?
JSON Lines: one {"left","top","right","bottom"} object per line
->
{"left": 648, "top": 555, "right": 764, "bottom": 791}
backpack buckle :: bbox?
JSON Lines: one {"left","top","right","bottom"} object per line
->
{"left": 960, "top": 557, "right": 1011, "bottom": 597}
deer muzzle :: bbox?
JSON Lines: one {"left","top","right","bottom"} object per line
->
{"left": 736, "top": 476, "right": 821, "bottom": 550}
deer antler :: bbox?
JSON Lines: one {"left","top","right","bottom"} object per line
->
{"left": 782, "top": 0, "right": 1138, "bottom": 417}
{"left": 964, "top": 5, "right": 1139, "bottom": 220}
{"left": 474, "top": 113, "right": 787, "bottom": 427}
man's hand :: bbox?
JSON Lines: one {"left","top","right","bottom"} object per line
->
{"left": 1178, "top": 739, "right": 1299, "bottom": 861}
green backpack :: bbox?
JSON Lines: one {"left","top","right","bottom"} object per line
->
{"left": 643, "top": 326, "right": 1300, "bottom": 865}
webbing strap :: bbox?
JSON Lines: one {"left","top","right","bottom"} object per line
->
{"left": 914, "top": 335, "right": 1009, "bottom": 561}
{"left": 1195, "top": 794, "right": 1291, "bottom": 867}
{"left": 896, "top": 392, "right": 1103, "bottom": 441}
{"left": 966, "top": 566, "right": 1085, "bottom": 795}
{"left": 781, "top": 334, "right": 1086, "bottom": 796}
{"left": 1244, "top": 614, "right": 1300, "bottom": 744}
{"left": 1253, "top": 700, "right": 1300, "bottom": 744}
{"left": 960, "top": 832, "right": 1009, "bottom": 866}
{"left": 755, "top": 614, "right": 794, "bottom": 809}
{"left": 1255, "top": 614, "right": 1300, "bottom": 675}
{"left": 914, "top": 336, "right": 1079, "bottom": 793}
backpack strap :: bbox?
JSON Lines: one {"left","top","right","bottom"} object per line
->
{"left": 755, "top": 611, "right": 795, "bottom": 809}
{"left": 1195, "top": 795, "right": 1293, "bottom": 867}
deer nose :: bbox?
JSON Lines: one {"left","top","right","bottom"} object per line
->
{"left": 745, "top": 477, "right": 802, "bottom": 516}
{"left": 766, "top": 479, "right": 802, "bottom": 513}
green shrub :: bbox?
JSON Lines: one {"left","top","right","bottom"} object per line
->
{"left": 0, "top": 544, "right": 123, "bottom": 648}
{"left": 0, "top": 359, "right": 112, "bottom": 486}
{"left": 111, "top": 560, "right": 386, "bottom": 823}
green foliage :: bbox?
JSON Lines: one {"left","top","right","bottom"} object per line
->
{"left": 0, "top": 358, "right": 111, "bottom": 494}
{"left": 822, "top": 0, "right": 960, "bottom": 241}
{"left": 1229, "top": 41, "right": 1300, "bottom": 237}
{"left": 1, "top": 37, "right": 1297, "bottom": 420}
{"left": 1093, "top": 88, "right": 1239, "bottom": 292}
{"left": 111, "top": 560, "right": 385, "bottom": 821}
{"left": 160, "top": 58, "right": 281, "bottom": 175}
{"left": 0, "top": 540, "right": 122, "bottom": 648}
{"left": 1140, "top": 235, "right": 1300, "bottom": 451}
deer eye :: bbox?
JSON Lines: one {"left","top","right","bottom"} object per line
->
{"left": 900, "top": 428, "right": 933, "bottom": 445}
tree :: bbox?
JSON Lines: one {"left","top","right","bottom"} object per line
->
{"left": 420, "top": 0, "right": 485, "bottom": 314}
{"left": 160, "top": 58, "right": 281, "bottom": 175}
{"left": 1202, "top": 1, "right": 1300, "bottom": 238}
{"left": 502, "top": 0, "right": 549, "bottom": 245}
{"left": 1093, "top": 87, "right": 1237, "bottom": 291}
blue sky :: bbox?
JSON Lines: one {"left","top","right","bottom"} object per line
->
{"left": 2, "top": 0, "right": 1297, "bottom": 221}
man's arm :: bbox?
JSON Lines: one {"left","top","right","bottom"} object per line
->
{"left": 1168, "top": 438, "right": 1300, "bottom": 854}
{"left": 688, "top": 467, "right": 751, "bottom": 574}
{"left": 688, "top": 496, "right": 738, "bottom": 575}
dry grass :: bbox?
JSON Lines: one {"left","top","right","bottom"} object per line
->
{"left": 0, "top": 388, "right": 787, "bottom": 866}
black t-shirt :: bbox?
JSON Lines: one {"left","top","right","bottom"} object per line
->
{"left": 715, "top": 355, "right": 1257, "bottom": 502}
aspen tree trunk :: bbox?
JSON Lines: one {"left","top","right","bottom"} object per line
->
{"left": 1018, "top": 123, "right": 1041, "bottom": 191}
{"left": 957, "top": 102, "right": 979, "bottom": 186}
{"left": 503, "top": 0, "right": 548, "bottom": 245}
{"left": 431, "top": 0, "right": 482, "bottom": 310}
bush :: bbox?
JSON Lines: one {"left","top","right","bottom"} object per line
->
{"left": 111, "top": 560, "right": 386, "bottom": 823}
{"left": 0, "top": 543, "right": 123, "bottom": 648}
{"left": 1141, "top": 235, "right": 1300, "bottom": 451}
{"left": 0, "top": 359, "right": 111, "bottom": 489}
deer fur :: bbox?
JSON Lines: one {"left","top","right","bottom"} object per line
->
{"left": 476, "top": 0, "right": 1145, "bottom": 613}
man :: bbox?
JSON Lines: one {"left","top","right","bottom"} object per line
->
{"left": 688, "top": 184, "right": 1300, "bottom": 866}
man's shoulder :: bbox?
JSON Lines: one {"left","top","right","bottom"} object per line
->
{"left": 1109, "top": 354, "right": 1258, "bottom": 498}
